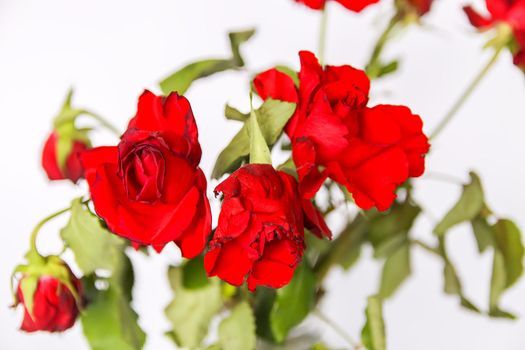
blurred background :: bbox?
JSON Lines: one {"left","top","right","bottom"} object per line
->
{"left": 1, "top": 0, "right": 525, "bottom": 348}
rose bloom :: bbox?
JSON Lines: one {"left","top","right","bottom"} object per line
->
{"left": 204, "top": 164, "right": 331, "bottom": 291}
{"left": 16, "top": 273, "right": 82, "bottom": 332}
{"left": 254, "top": 51, "right": 430, "bottom": 211}
{"left": 82, "top": 91, "right": 211, "bottom": 257}
{"left": 42, "top": 131, "right": 88, "bottom": 183}
{"left": 294, "top": 0, "right": 380, "bottom": 12}
{"left": 514, "top": 31, "right": 525, "bottom": 70}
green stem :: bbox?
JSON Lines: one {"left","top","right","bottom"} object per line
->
{"left": 318, "top": 4, "right": 329, "bottom": 66}
{"left": 411, "top": 239, "right": 440, "bottom": 256}
{"left": 314, "top": 309, "right": 360, "bottom": 349}
{"left": 429, "top": 47, "right": 503, "bottom": 140}
{"left": 366, "top": 13, "right": 401, "bottom": 79}
{"left": 29, "top": 200, "right": 90, "bottom": 258}
{"left": 82, "top": 110, "right": 121, "bottom": 138}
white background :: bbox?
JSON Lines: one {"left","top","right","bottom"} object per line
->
{"left": 1, "top": 0, "right": 525, "bottom": 349}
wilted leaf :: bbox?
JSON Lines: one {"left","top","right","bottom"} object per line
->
{"left": 434, "top": 172, "right": 484, "bottom": 236}
{"left": 60, "top": 198, "right": 125, "bottom": 275}
{"left": 361, "top": 296, "right": 386, "bottom": 350}
{"left": 218, "top": 301, "right": 256, "bottom": 350}
{"left": 378, "top": 242, "right": 411, "bottom": 299}
{"left": 471, "top": 216, "right": 494, "bottom": 253}
{"left": 225, "top": 104, "right": 248, "bottom": 121}
{"left": 488, "top": 219, "right": 523, "bottom": 318}
{"left": 269, "top": 262, "right": 316, "bottom": 343}
{"left": 165, "top": 267, "right": 222, "bottom": 349}
{"left": 229, "top": 29, "right": 255, "bottom": 66}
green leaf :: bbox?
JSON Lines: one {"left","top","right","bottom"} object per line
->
{"left": 160, "top": 59, "right": 236, "bottom": 95}
{"left": 218, "top": 301, "right": 256, "bottom": 350}
{"left": 212, "top": 99, "right": 296, "bottom": 178}
{"left": 378, "top": 242, "right": 411, "bottom": 299}
{"left": 165, "top": 266, "right": 222, "bottom": 349}
{"left": 274, "top": 65, "right": 299, "bottom": 86}
{"left": 182, "top": 256, "right": 209, "bottom": 290}
{"left": 269, "top": 262, "right": 316, "bottom": 343}
{"left": 434, "top": 172, "right": 484, "bottom": 236}
{"left": 361, "top": 296, "right": 386, "bottom": 350}
{"left": 60, "top": 198, "right": 125, "bottom": 275}
{"left": 225, "top": 104, "right": 248, "bottom": 121}
{"left": 229, "top": 29, "right": 255, "bottom": 66}
{"left": 81, "top": 285, "right": 146, "bottom": 350}
{"left": 248, "top": 108, "right": 272, "bottom": 164}
{"left": 160, "top": 29, "right": 255, "bottom": 95}
{"left": 471, "top": 216, "right": 495, "bottom": 253}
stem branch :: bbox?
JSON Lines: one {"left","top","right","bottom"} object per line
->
{"left": 314, "top": 309, "right": 361, "bottom": 349}
{"left": 430, "top": 47, "right": 503, "bottom": 140}
{"left": 83, "top": 110, "right": 121, "bottom": 138}
{"left": 366, "top": 13, "right": 400, "bottom": 79}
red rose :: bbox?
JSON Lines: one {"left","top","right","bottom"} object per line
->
{"left": 294, "top": 0, "right": 380, "bottom": 12}
{"left": 514, "top": 31, "right": 525, "bottom": 70}
{"left": 204, "top": 164, "right": 331, "bottom": 291}
{"left": 464, "top": 0, "right": 525, "bottom": 32}
{"left": 42, "top": 131, "right": 88, "bottom": 183}
{"left": 254, "top": 51, "right": 430, "bottom": 211}
{"left": 405, "top": 0, "right": 433, "bottom": 15}
{"left": 464, "top": 1, "right": 525, "bottom": 70}
{"left": 81, "top": 91, "right": 211, "bottom": 257}
{"left": 16, "top": 273, "right": 82, "bottom": 332}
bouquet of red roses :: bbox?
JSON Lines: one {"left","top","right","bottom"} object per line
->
{"left": 10, "top": 0, "right": 525, "bottom": 349}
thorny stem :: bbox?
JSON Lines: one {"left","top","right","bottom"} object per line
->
{"left": 429, "top": 47, "right": 503, "bottom": 140}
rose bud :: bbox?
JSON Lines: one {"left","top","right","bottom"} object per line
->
{"left": 396, "top": 0, "right": 434, "bottom": 16}
{"left": 294, "top": 0, "right": 380, "bottom": 12}
{"left": 81, "top": 91, "right": 211, "bottom": 257}
{"left": 14, "top": 262, "right": 82, "bottom": 333}
{"left": 42, "top": 131, "right": 89, "bottom": 183}
{"left": 254, "top": 51, "right": 430, "bottom": 211}
{"left": 204, "top": 164, "right": 331, "bottom": 291}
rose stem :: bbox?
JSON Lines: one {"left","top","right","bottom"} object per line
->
{"left": 83, "top": 110, "right": 122, "bottom": 138}
{"left": 365, "top": 13, "right": 400, "bottom": 79}
{"left": 314, "top": 308, "right": 361, "bottom": 349}
{"left": 429, "top": 46, "right": 503, "bottom": 140}
{"left": 29, "top": 199, "right": 90, "bottom": 258}
{"left": 318, "top": 3, "right": 329, "bottom": 66}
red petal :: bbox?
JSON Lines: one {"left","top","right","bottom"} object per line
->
{"left": 253, "top": 68, "right": 298, "bottom": 103}
{"left": 336, "top": 0, "right": 379, "bottom": 12}
{"left": 463, "top": 5, "right": 494, "bottom": 28}
{"left": 204, "top": 241, "right": 252, "bottom": 286}
{"left": 302, "top": 199, "right": 332, "bottom": 239}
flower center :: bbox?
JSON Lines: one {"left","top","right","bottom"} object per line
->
{"left": 122, "top": 144, "right": 165, "bottom": 203}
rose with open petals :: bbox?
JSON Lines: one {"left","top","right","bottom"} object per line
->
{"left": 294, "top": 0, "right": 380, "bottom": 12}
{"left": 204, "top": 164, "right": 331, "bottom": 291}
{"left": 82, "top": 91, "right": 211, "bottom": 257}
{"left": 16, "top": 271, "right": 82, "bottom": 333}
{"left": 254, "top": 51, "right": 430, "bottom": 211}
{"left": 42, "top": 131, "right": 88, "bottom": 183}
